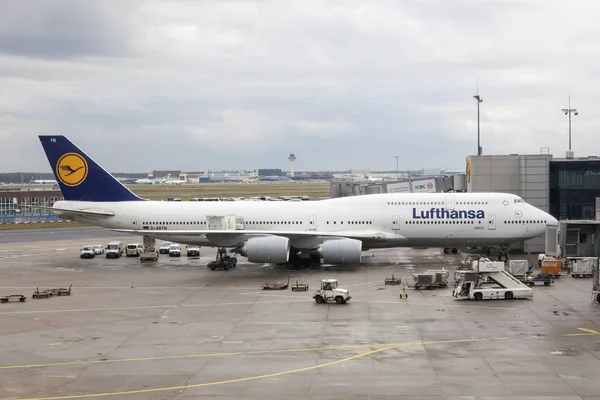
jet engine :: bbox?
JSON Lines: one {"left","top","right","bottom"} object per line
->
{"left": 235, "top": 236, "right": 290, "bottom": 263}
{"left": 318, "top": 238, "right": 363, "bottom": 264}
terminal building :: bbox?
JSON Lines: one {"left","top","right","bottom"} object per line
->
{"left": 467, "top": 150, "right": 600, "bottom": 254}
{"left": 0, "top": 189, "right": 63, "bottom": 223}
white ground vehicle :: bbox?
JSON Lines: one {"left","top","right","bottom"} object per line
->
{"left": 313, "top": 279, "right": 351, "bottom": 304}
{"left": 453, "top": 260, "right": 533, "bottom": 300}
{"left": 186, "top": 245, "right": 200, "bottom": 257}
{"left": 106, "top": 241, "right": 124, "bottom": 258}
{"left": 93, "top": 245, "right": 104, "bottom": 255}
{"left": 80, "top": 245, "right": 95, "bottom": 259}
{"left": 159, "top": 242, "right": 172, "bottom": 254}
{"left": 169, "top": 244, "right": 181, "bottom": 257}
{"left": 126, "top": 243, "right": 143, "bottom": 257}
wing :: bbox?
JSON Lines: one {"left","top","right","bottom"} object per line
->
{"left": 59, "top": 165, "right": 72, "bottom": 171}
{"left": 112, "top": 228, "right": 388, "bottom": 240}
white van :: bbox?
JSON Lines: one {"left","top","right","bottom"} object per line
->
{"left": 126, "top": 243, "right": 143, "bottom": 257}
{"left": 106, "top": 241, "right": 125, "bottom": 258}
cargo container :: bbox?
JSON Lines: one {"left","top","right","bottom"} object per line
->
{"left": 508, "top": 260, "right": 529, "bottom": 277}
{"left": 541, "top": 259, "right": 564, "bottom": 277}
{"left": 571, "top": 258, "right": 596, "bottom": 278}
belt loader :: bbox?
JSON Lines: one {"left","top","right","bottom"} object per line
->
{"left": 453, "top": 259, "right": 533, "bottom": 300}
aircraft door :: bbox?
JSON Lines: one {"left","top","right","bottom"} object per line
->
{"left": 235, "top": 216, "right": 244, "bottom": 230}
{"left": 487, "top": 214, "right": 496, "bottom": 230}
{"left": 309, "top": 215, "right": 317, "bottom": 230}
{"left": 445, "top": 194, "right": 455, "bottom": 210}
{"left": 132, "top": 216, "right": 139, "bottom": 228}
{"left": 392, "top": 215, "right": 400, "bottom": 231}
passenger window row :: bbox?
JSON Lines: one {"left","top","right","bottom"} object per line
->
{"left": 406, "top": 220, "right": 477, "bottom": 224}
{"left": 246, "top": 221, "right": 302, "bottom": 225}
{"left": 504, "top": 220, "right": 548, "bottom": 224}
{"left": 326, "top": 221, "right": 372, "bottom": 225}
{"left": 143, "top": 221, "right": 206, "bottom": 225}
{"left": 387, "top": 201, "right": 489, "bottom": 206}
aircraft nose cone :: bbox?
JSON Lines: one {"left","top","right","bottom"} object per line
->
{"left": 545, "top": 213, "right": 558, "bottom": 226}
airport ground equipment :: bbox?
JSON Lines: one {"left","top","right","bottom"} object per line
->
{"left": 50, "top": 284, "right": 72, "bottom": 296}
{"left": 313, "top": 278, "right": 351, "bottom": 304}
{"left": 385, "top": 275, "right": 401, "bottom": 285}
{"left": 593, "top": 259, "right": 600, "bottom": 304}
{"left": 569, "top": 257, "right": 596, "bottom": 278}
{"left": 411, "top": 270, "right": 449, "bottom": 289}
{"left": 140, "top": 245, "right": 159, "bottom": 261}
{"left": 521, "top": 273, "right": 554, "bottom": 286}
{"left": 1, "top": 294, "right": 26, "bottom": 303}
{"left": 207, "top": 247, "right": 237, "bottom": 270}
{"left": 541, "top": 258, "right": 564, "bottom": 278}
{"left": 32, "top": 287, "right": 53, "bottom": 299}
{"left": 508, "top": 260, "right": 530, "bottom": 278}
{"left": 291, "top": 281, "right": 309, "bottom": 291}
{"left": 261, "top": 274, "right": 291, "bottom": 290}
{"left": 453, "top": 262, "right": 533, "bottom": 300}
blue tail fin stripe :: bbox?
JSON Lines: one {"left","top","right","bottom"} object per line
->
{"left": 39, "top": 135, "right": 144, "bottom": 202}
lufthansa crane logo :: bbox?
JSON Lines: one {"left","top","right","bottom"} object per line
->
{"left": 56, "top": 152, "right": 88, "bottom": 187}
{"left": 466, "top": 161, "right": 471, "bottom": 183}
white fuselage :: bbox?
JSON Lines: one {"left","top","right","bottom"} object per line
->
{"left": 54, "top": 192, "right": 557, "bottom": 249}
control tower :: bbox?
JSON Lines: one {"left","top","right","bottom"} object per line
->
{"left": 288, "top": 153, "right": 297, "bottom": 178}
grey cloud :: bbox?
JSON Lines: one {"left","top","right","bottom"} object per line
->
{"left": 0, "top": 0, "right": 136, "bottom": 59}
{"left": 1, "top": 0, "right": 600, "bottom": 173}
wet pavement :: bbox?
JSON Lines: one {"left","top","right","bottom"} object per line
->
{"left": 0, "top": 230, "right": 599, "bottom": 399}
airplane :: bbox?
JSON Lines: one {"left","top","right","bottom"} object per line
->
{"left": 134, "top": 174, "right": 171, "bottom": 184}
{"left": 31, "top": 179, "right": 58, "bottom": 184}
{"left": 166, "top": 178, "right": 187, "bottom": 185}
{"left": 363, "top": 174, "right": 383, "bottom": 182}
{"left": 38, "top": 135, "right": 558, "bottom": 267}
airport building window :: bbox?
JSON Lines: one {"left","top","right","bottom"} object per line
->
{"left": 550, "top": 160, "right": 600, "bottom": 220}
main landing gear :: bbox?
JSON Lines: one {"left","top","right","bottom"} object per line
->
{"left": 443, "top": 248, "right": 459, "bottom": 254}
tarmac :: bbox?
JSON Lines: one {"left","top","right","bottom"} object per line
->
{"left": 0, "top": 227, "right": 599, "bottom": 400}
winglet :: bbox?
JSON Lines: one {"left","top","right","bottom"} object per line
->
{"left": 39, "top": 135, "right": 144, "bottom": 202}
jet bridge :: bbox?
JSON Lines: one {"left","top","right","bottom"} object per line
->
{"left": 551, "top": 221, "right": 600, "bottom": 258}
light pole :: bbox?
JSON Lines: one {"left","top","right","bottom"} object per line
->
{"left": 473, "top": 88, "right": 483, "bottom": 156}
{"left": 561, "top": 95, "right": 578, "bottom": 151}
{"left": 394, "top": 156, "right": 401, "bottom": 180}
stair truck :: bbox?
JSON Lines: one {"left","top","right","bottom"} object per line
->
{"left": 453, "top": 259, "right": 533, "bottom": 300}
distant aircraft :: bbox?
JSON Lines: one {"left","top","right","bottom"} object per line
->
{"left": 363, "top": 174, "right": 383, "bottom": 182}
{"left": 135, "top": 174, "right": 171, "bottom": 184}
{"left": 37, "top": 135, "right": 558, "bottom": 267}
{"left": 31, "top": 179, "right": 58, "bottom": 185}
{"left": 166, "top": 178, "right": 187, "bottom": 185}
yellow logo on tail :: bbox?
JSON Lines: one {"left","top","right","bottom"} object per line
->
{"left": 56, "top": 152, "right": 88, "bottom": 187}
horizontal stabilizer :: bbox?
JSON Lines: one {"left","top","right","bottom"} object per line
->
{"left": 22, "top": 204, "right": 115, "bottom": 218}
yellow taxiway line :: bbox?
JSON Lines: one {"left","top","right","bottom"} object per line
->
{"left": 14, "top": 337, "right": 509, "bottom": 400}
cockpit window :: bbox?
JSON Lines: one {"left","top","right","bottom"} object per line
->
{"left": 513, "top": 198, "right": 524, "bottom": 203}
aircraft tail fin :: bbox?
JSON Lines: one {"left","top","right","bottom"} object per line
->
{"left": 38, "top": 135, "right": 144, "bottom": 202}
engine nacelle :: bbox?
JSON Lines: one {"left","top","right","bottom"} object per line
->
{"left": 318, "top": 238, "right": 363, "bottom": 264}
{"left": 237, "top": 236, "right": 290, "bottom": 263}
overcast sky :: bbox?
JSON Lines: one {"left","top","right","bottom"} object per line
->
{"left": 1, "top": 0, "right": 598, "bottom": 173}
